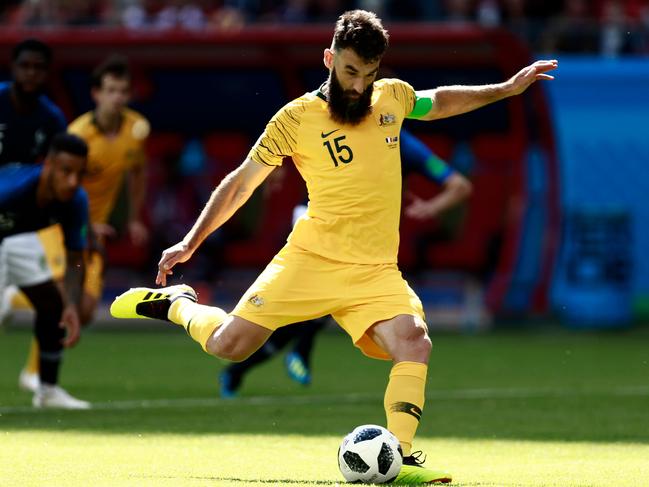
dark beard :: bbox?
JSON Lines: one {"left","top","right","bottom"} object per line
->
{"left": 326, "top": 69, "right": 373, "bottom": 126}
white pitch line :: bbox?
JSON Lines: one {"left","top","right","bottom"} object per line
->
{"left": 1, "top": 386, "right": 648, "bottom": 415}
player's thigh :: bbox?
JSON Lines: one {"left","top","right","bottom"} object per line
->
{"left": 231, "top": 244, "right": 346, "bottom": 331}
{"left": 333, "top": 263, "right": 426, "bottom": 360}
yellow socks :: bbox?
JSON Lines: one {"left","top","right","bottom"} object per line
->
{"left": 25, "top": 338, "right": 40, "bottom": 374}
{"left": 384, "top": 361, "right": 427, "bottom": 457}
{"left": 168, "top": 299, "right": 227, "bottom": 352}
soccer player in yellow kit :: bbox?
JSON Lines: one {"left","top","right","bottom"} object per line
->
{"left": 69, "top": 55, "right": 149, "bottom": 325}
{"left": 21, "top": 56, "right": 149, "bottom": 390}
{"left": 111, "top": 10, "right": 557, "bottom": 483}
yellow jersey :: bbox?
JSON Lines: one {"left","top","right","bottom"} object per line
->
{"left": 249, "top": 78, "right": 416, "bottom": 264}
{"left": 68, "top": 108, "right": 149, "bottom": 224}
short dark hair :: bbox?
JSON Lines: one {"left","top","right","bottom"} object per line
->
{"left": 332, "top": 10, "right": 389, "bottom": 63}
{"left": 49, "top": 132, "right": 88, "bottom": 158}
{"left": 12, "top": 39, "right": 53, "bottom": 65}
{"left": 91, "top": 55, "right": 130, "bottom": 89}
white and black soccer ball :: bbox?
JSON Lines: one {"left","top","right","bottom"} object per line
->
{"left": 338, "top": 424, "right": 403, "bottom": 484}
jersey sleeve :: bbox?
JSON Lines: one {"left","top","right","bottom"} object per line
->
{"left": 61, "top": 189, "right": 89, "bottom": 251}
{"left": 129, "top": 113, "right": 150, "bottom": 169}
{"left": 0, "top": 164, "right": 39, "bottom": 206}
{"left": 400, "top": 129, "right": 453, "bottom": 185}
{"left": 247, "top": 99, "right": 304, "bottom": 167}
{"left": 52, "top": 105, "right": 68, "bottom": 133}
{"left": 380, "top": 78, "right": 417, "bottom": 118}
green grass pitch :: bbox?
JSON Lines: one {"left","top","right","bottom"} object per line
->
{"left": 1, "top": 323, "right": 648, "bottom": 486}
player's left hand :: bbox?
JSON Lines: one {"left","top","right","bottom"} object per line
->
{"left": 60, "top": 305, "right": 81, "bottom": 348}
{"left": 508, "top": 60, "right": 558, "bottom": 96}
{"left": 404, "top": 194, "right": 440, "bottom": 220}
{"left": 128, "top": 220, "right": 149, "bottom": 246}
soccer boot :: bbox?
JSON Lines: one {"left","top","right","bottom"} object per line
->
{"left": 394, "top": 451, "right": 452, "bottom": 484}
{"left": 18, "top": 369, "right": 40, "bottom": 393}
{"left": 33, "top": 384, "right": 91, "bottom": 410}
{"left": 110, "top": 284, "right": 197, "bottom": 321}
{"left": 285, "top": 351, "right": 311, "bottom": 385}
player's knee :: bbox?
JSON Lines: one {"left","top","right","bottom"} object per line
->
{"left": 408, "top": 326, "right": 432, "bottom": 357}
{"left": 396, "top": 319, "right": 432, "bottom": 361}
{"left": 205, "top": 334, "right": 249, "bottom": 362}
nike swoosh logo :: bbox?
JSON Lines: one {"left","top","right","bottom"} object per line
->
{"left": 390, "top": 401, "right": 422, "bottom": 421}
{"left": 321, "top": 129, "right": 339, "bottom": 138}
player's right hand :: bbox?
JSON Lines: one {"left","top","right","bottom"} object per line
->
{"left": 60, "top": 305, "right": 81, "bottom": 348}
{"left": 156, "top": 241, "right": 195, "bottom": 286}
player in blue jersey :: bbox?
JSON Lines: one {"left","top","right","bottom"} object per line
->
{"left": 218, "top": 128, "right": 472, "bottom": 398}
{"left": 0, "top": 39, "right": 70, "bottom": 392}
{"left": 0, "top": 133, "right": 90, "bottom": 409}
{"left": 0, "top": 39, "right": 67, "bottom": 166}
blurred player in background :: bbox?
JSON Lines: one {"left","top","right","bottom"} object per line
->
{"left": 0, "top": 133, "right": 90, "bottom": 409}
{"left": 68, "top": 55, "right": 149, "bottom": 323}
{"left": 0, "top": 39, "right": 66, "bottom": 166}
{"left": 219, "top": 128, "right": 472, "bottom": 398}
{"left": 111, "top": 10, "right": 556, "bottom": 483}
{"left": 0, "top": 38, "right": 70, "bottom": 392}
{"left": 18, "top": 55, "right": 151, "bottom": 392}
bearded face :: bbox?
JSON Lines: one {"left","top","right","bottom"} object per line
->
{"left": 326, "top": 67, "right": 374, "bottom": 126}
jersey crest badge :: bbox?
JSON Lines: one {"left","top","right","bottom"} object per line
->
{"left": 248, "top": 294, "right": 265, "bottom": 307}
{"left": 379, "top": 113, "right": 397, "bottom": 126}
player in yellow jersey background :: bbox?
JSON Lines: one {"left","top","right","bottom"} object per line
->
{"left": 69, "top": 54, "right": 149, "bottom": 327}
{"left": 20, "top": 55, "right": 150, "bottom": 391}
{"left": 111, "top": 10, "right": 557, "bottom": 484}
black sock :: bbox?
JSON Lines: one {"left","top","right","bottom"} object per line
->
{"left": 39, "top": 351, "right": 62, "bottom": 385}
{"left": 21, "top": 281, "right": 65, "bottom": 387}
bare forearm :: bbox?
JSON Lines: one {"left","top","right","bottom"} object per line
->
{"left": 420, "top": 83, "right": 511, "bottom": 120}
{"left": 415, "top": 60, "right": 558, "bottom": 121}
{"left": 128, "top": 167, "right": 146, "bottom": 222}
{"left": 183, "top": 170, "right": 254, "bottom": 251}
{"left": 64, "top": 251, "right": 85, "bottom": 307}
{"left": 429, "top": 176, "right": 473, "bottom": 214}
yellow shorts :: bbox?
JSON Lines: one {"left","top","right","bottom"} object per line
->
{"left": 83, "top": 250, "right": 104, "bottom": 300}
{"left": 38, "top": 224, "right": 66, "bottom": 280}
{"left": 39, "top": 224, "right": 104, "bottom": 299}
{"left": 231, "top": 244, "right": 425, "bottom": 360}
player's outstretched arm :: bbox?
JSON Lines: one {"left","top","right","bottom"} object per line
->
{"left": 412, "top": 60, "right": 558, "bottom": 121}
{"left": 405, "top": 173, "right": 472, "bottom": 220}
{"left": 156, "top": 158, "right": 275, "bottom": 285}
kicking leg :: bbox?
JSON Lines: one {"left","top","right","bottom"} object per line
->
{"left": 110, "top": 284, "right": 272, "bottom": 361}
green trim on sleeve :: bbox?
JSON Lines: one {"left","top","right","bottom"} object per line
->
{"left": 408, "top": 96, "right": 433, "bottom": 119}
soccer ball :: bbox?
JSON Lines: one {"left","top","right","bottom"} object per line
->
{"left": 338, "top": 424, "right": 403, "bottom": 484}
